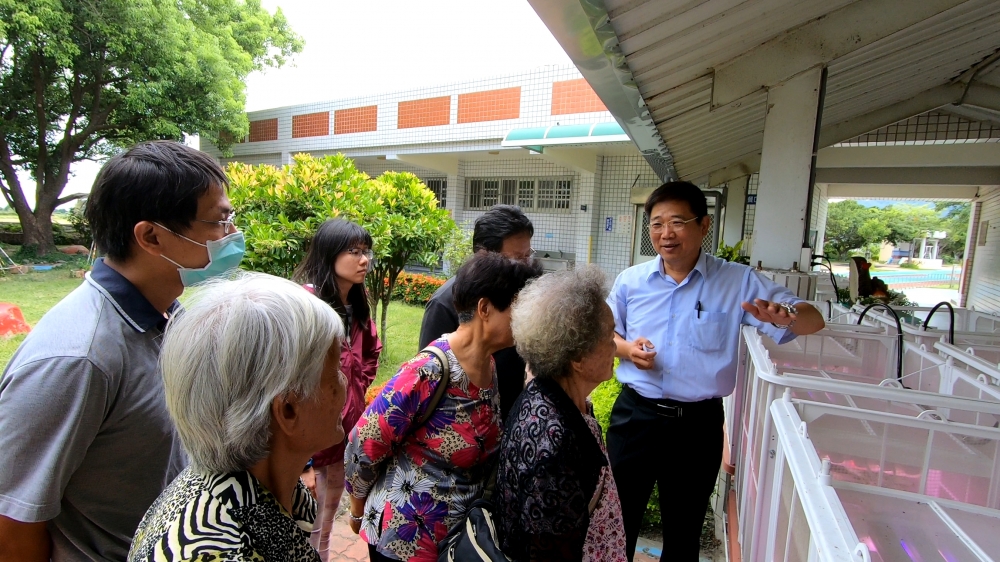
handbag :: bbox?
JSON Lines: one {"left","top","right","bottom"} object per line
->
{"left": 436, "top": 466, "right": 509, "bottom": 562}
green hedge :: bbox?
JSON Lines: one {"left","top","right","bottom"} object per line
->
{"left": 591, "top": 366, "right": 662, "bottom": 530}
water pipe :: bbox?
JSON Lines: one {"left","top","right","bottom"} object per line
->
{"left": 811, "top": 255, "right": 841, "bottom": 307}
{"left": 856, "top": 302, "right": 904, "bottom": 384}
{"left": 921, "top": 301, "right": 955, "bottom": 345}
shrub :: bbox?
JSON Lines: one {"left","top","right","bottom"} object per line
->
{"left": 442, "top": 222, "right": 473, "bottom": 275}
{"left": 391, "top": 272, "right": 445, "bottom": 306}
{"left": 899, "top": 260, "right": 921, "bottom": 269}
{"left": 590, "top": 364, "right": 661, "bottom": 530}
{"left": 365, "top": 380, "right": 388, "bottom": 405}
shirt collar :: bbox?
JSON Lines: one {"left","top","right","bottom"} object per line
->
{"left": 87, "top": 258, "right": 176, "bottom": 333}
{"left": 645, "top": 250, "right": 710, "bottom": 283}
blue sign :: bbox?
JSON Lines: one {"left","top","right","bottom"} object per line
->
{"left": 747, "top": 194, "right": 757, "bottom": 205}
{"left": 605, "top": 217, "right": 614, "bottom": 232}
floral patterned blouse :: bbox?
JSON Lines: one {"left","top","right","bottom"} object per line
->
{"left": 344, "top": 338, "right": 500, "bottom": 562}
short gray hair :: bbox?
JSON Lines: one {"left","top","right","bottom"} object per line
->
{"left": 511, "top": 265, "right": 610, "bottom": 380}
{"left": 160, "top": 273, "right": 344, "bottom": 474}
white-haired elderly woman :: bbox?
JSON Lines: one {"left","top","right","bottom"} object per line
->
{"left": 127, "top": 274, "right": 347, "bottom": 562}
{"left": 495, "top": 265, "right": 628, "bottom": 562}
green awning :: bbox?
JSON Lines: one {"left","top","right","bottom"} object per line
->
{"left": 501, "top": 122, "right": 630, "bottom": 148}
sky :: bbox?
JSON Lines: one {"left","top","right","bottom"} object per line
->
{"left": 10, "top": 0, "right": 572, "bottom": 210}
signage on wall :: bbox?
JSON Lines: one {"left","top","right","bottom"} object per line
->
{"left": 747, "top": 194, "right": 757, "bottom": 205}
{"left": 605, "top": 217, "right": 614, "bottom": 232}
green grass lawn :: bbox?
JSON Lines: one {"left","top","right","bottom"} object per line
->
{"left": 1, "top": 268, "right": 87, "bottom": 368}
{"left": 1, "top": 267, "right": 427, "bottom": 380}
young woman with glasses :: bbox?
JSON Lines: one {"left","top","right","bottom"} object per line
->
{"left": 294, "top": 219, "right": 382, "bottom": 561}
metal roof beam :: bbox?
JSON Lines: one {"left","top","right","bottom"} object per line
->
{"left": 818, "top": 80, "right": 1000, "bottom": 147}
{"left": 527, "top": 0, "right": 676, "bottom": 180}
{"left": 712, "top": 0, "right": 969, "bottom": 109}
{"left": 963, "top": 80, "right": 1000, "bottom": 113}
{"left": 941, "top": 104, "right": 1000, "bottom": 126}
{"left": 816, "top": 166, "right": 1000, "bottom": 186}
{"left": 817, "top": 143, "right": 1000, "bottom": 168}
{"left": 827, "top": 184, "right": 979, "bottom": 199}
{"left": 818, "top": 82, "right": 965, "bottom": 147}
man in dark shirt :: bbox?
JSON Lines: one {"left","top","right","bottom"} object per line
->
{"left": 418, "top": 205, "right": 534, "bottom": 420}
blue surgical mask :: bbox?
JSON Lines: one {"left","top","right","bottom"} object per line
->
{"left": 156, "top": 224, "right": 245, "bottom": 286}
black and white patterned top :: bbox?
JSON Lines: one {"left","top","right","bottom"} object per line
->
{"left": 128, "top": 467, "right": 319, "bottom": 562}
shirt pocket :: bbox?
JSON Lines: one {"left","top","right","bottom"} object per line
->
{"left": 691, "top": 311, "right": 728, "bottom": 351}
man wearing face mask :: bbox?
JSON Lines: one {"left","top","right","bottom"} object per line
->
{"left": 0, "top": 141, "right": 243, "bottom": 562}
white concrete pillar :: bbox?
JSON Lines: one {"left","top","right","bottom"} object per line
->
{"left": 919, "top": 237, "right": 928, "bottom": 260}
{"left": 750, "top": 67, "right": 823, "bottom": 269}
{"left": 722, "top": 175, "right": 749, "bottom": 246}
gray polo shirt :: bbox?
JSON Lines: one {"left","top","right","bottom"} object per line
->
{"left": 0, "top": 259, "right": 186, "bottom": 561}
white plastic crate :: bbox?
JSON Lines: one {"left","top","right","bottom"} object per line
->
{"left": 727, "top": 326, "right": 1000, "bottom": 562}
{"left": 765, "top": 394, "right": 1000, "bottom": 561}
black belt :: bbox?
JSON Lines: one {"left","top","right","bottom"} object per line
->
{"left": 622, "top": 385, "right": 721, "bottom": 418}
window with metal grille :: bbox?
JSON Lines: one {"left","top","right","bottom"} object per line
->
{"left": 518, "top": 179, "right": 535, "bottom": 209}
{"left": 741, "top": 173, "right": 759, "bottom": 251}
{"left": 500, "top": 179, "right": 517, "bottom": 205}
{"left": 639, "top": 212, "right": 657, "bottom": 257}
{"left": 468, "top": 180, "right": 483, "bottom": 209}
{"left": 700, "top": 214, "right": 716, "bottom": 254}
{"left": 467, "top": 177, "right": 572, "bottom": 211}
{"left": 483, "top": 180, "right": 499, "bottom": 208}
{"left": 425, "top": 178, "right": 447, "bottom": 208}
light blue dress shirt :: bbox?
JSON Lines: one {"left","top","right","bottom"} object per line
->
{"left": 607, "top": 252, "right": 803, "bottom": 402}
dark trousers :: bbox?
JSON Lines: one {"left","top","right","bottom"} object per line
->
{"left": 606, "top": 385, "right": 724, "bottom": 562}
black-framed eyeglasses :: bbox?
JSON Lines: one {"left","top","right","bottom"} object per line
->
{"left": 196, "top": 212, "right": 237, "bottom": 234}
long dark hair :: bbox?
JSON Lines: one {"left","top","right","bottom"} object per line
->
{"left": 293, "top": 219, "right": 373, "bottom": 329}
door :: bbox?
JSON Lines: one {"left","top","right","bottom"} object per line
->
{"left": 632, "top": 205, "right": 657, "bottom": 266}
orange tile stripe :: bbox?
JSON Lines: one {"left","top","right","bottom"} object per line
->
{"left": 291, "top": 112, "right": 330, "bottom": 138}
{"left": 247, "top": 118, "right": 278, "bottom": 142}
{"left": 457, "top": 87, "right": 521, "bottom": 123}
{"left": 397, "top": 96, "right": 451, "bottom": 129}
{"left": 334, "top": 105, "right": 378, "bottom": 135}
{"left": 551, "top": 78, "right": 607, "bottom": 115}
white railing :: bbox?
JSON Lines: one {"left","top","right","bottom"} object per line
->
{"left": 728, "top": 325, "right": 1000, "bottom": 562}
{"left": 766, "top": 394, "right": 1000, "bottom": 561}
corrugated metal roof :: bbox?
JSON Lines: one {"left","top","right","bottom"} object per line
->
{"left": 538, "top": 0, "right": 1000, "bottom": 184}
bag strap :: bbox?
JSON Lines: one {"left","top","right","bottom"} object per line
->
{"left": 415, "top": 345, "right": 451, "bottom": 428}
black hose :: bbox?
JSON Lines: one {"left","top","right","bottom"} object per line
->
{"left": 857, "top": 302, "right": 905, "bottom": 385}
{"left": 811, "top": 257, "right": 841, "bottom": 303}
{"left": 922, "top": 301, "right": 955, "bottom": 345}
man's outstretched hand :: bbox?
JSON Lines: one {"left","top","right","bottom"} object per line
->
{"left": 741, "top": 299, "right": 795, "bottom": 326}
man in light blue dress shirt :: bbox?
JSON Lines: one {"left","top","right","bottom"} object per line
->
{"left": 606, "top": 181, "right": 825, "bottom": 561}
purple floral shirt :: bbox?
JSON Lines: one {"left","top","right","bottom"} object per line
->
{"left": 344, "top": 338, "right": 500, "bottom": 561}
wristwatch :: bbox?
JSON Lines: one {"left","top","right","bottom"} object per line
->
{"left": 770, "top": 302, "right": 797, "bottom": 329}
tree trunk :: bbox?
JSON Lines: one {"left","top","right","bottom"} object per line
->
{"left": 20, "top": 205, "right": 57, "bottom": 256}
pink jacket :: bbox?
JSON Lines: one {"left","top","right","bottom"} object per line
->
{"left": 306, "top": 287, "right": 383, "bottom": 467}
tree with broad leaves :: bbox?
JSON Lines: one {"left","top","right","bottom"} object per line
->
{"left": 0, "top": 0, "right": 302, "bottom": 255}
{"left": 226, "top": 154, "right": 455, "bottom": 354}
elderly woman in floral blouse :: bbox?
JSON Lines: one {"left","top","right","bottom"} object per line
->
{"left": 495, "top": 265, "right": 628, "bottom": 561}
{"left": 344, "top": 251, "right": 543, "bottom": 562}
